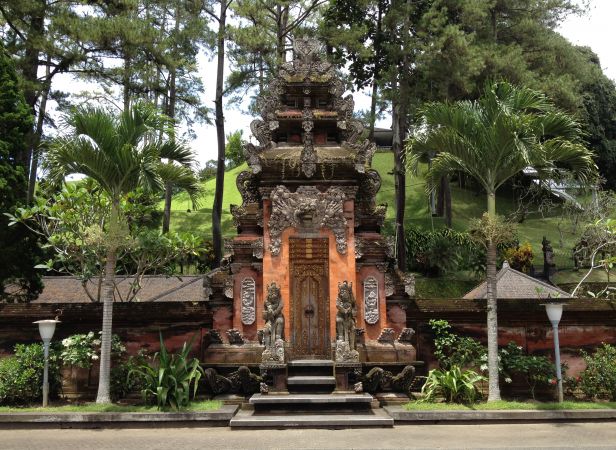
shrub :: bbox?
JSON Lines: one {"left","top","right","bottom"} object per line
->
{"left": 503, "top": 242, "right": 534, "bottom": 273}
{"left": 61, "top": 332, "right": 126, "bottom": 369}
{"left": 499, "top": 342, "right": 554, "bottom": 399}
{"left": 421, "top": 366, "right": 485, "bottom": 403}
{"left": 0, "top": 343, "right": 61, "bottom": 404}
{"left": 430, "top": 319, "right": 486, "bottom": 370}
{"left": 129, "top": 334, "right": 203, "bottom": 410}
{"left": 110, "top": 351, "right": 148, "bottom": 401}
{"left": 578, "top": 344, "right": 616, "bottom": 401}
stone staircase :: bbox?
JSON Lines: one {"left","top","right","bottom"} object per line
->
{"left": 229, "top": 360, "right": 393, "bottom": 428}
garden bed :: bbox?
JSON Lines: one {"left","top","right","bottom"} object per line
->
{"left": 403, "top": 400, "right": 616, "bottom": 411}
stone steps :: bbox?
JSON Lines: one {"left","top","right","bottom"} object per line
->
{"left": 250, "top": 393, "right": 374, "bottom": 405}
{"left": 230, "top": 407, "right": 393, "bottom": 428}
{"left": 287, "top": 376, "right": 336, "bottom": 385}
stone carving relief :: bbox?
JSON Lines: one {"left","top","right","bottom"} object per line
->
{"left": 251, "top": 238, "right": 264, "bottom": 259}
{"left": 268, "top": 185, "right": 347, "bottom": 256}
{"left": 224, "top": 277, "right": 234, "bottom": 299}
{"left": 377, "top": 328, "right": 396, "bottom": 344}
{"left": 236, "top": 171, "right": 260, "bottom": 204}
{"left": 335, "top": 281, "right": 359, "bottom": 362}
{"left": 384, "top": 273, "right": 395, "bottom": 297}
{"left": 279, "top": 38, "right": 333, "bottom": 82}
{"left": 240, "top": 277, "right": 256, "bottom": 325}
{"left": 397, "top": 328, "right": 415, "bottom": 343}
{"left": 362, "top": 365, "right": 416, "bottom": 395}
{"left": 402, "top": 272, "right": 415, "bottom": 297}
{"left": 203, "top": 366, "right": 263, "bottom": 396}
{"left": 301, "top": 108, "right": 317, "bottom": 178}
{"left": 207, "top": 329, "right": 223, "bottom": 345}
{"left": 363, "top": 277, "right": 379, "bottom": 325}
{"left": 262, "top": 282, "right": 285, "bottom": 363}
{"left": 227, "top": 328, "right": 245, "bottom": 345}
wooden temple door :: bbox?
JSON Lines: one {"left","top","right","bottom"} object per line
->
{"left": 289, "top": 237, "right": 329, "bottom": 359}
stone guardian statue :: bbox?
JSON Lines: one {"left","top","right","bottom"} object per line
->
{"left": 262, "top": 282, "right": 285, "bottom": 363}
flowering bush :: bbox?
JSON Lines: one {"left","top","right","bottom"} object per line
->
{"left": 60, "top": 332, "right": 126, "bottom": 369}
{"left": 579, "top": 344, "right": 616, "bottom": 401}
{"left": 498, "top": 342, "right": 554, "bottom": 399}
{"left": 503, "top": 242, "right": 534, "bottom": 273}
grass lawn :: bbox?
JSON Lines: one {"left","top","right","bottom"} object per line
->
{"left": 0, "top": 400, "right": 222, "bottom": 413}
{"left": 164, "top": 152, "right": 592, "bottom": 279}
{"left": 404, "top": 400, "right": 616, "bottom": 411}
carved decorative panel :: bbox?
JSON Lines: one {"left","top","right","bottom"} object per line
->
{"left": 268, "top": 185, "right": 347, "bottom": 256}
{"left": 240, "top": 277, "right": 256, "bottom": 325}
{"left": 363, "top": 277, "right": 379, "bottom": 325}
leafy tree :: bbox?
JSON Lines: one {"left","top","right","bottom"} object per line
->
{"left": 9, "top": 182, "right": 203, "bottom": 302}
{"left": 407, "top": 81, "right": 597, "bottom": 401}
{"left": 225, "top": 129, "right": 245, "bottom": 168}
{"left": 198, "top": 159, "right": 218, "bottom": 181}
{"left": 42, "top": 104, "right": 198, "bottom": 403}
{"left": 0, "top": 44, "right": 42, "bottom": 302}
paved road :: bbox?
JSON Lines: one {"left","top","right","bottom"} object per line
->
{"left": 2, "top": 422, "right": 616, "bottom": 449}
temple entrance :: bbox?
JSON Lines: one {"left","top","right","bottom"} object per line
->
{"left": 289, "top": 237, "right": 330, "bottom": 359}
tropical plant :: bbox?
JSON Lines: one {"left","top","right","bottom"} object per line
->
{"left": 499, "top": 342, "right": 554, "bottom": 400}
{"left": 421, "top": 366, "right": 486, "bottom": 404}
{"left": 503, "top": 242, "right": 534, "bottom": 273}
{"left": 430, "top": 319, "right": 486, "bottom": 370}
{"left": 407, "top": 81, "right": 597, "bottom": 401}
{"left": 128, "top": 334, "right": 203, "bottom": 410}
{"left": 578, "top": 343, "right": 616, "bottom": 401}
{"left": 0, "top": 343, "right": 61, "bottom": 404}
{"left": 43, "top": 103, "right": 199, "bottom": 404}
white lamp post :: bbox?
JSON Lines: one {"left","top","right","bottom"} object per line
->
{"left": 544, "top": 303, "right": 564, "bottom": 403}
{"left": 33, "top": 319, "right": 60, "bottom": 407}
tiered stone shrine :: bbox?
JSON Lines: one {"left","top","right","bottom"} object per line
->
{"left": 203, "top": 39, "right": 417, "bottom": 395}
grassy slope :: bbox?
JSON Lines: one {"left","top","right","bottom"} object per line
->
{"left": 166, "top": 153, "right": 590, "bottom": 274}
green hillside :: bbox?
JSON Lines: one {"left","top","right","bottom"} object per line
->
{"left": 165, "top": 153, "right": 585, "bottom": 273}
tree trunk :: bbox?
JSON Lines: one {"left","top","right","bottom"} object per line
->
{"left": 486, "top": 191, "right": 501, "bottom": 402}
{"left": 436, "top": 176, "right": 452, "bottom": 227}
{"left": 162, "top": 181, "right": 173, "bottom": 233}
{"left": 368, "top": 80, "right": 378, "bottom": 142}
{"left": 96, "top": 199, "right": 120, "bottom": 404}
{"left": 392, "top": 100, "right": 406, "bottom": 271}
{"left": 212, "top": 1, "right": 228, "bottom": 267}
{"left": 27, "top": 61, "right": 51, "bottom": 203}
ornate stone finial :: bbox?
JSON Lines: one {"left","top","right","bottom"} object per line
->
{"left": 335, "top": 281, "right": 359, "bottom": 362}
{"left": 226, "top": 329, "right": 245, "bottom": 345}
{"left": 262, "top": 283, "right": 285, "bottom": 363}
{"left": 377, "top": 328, "right": 396, "bottom": 344}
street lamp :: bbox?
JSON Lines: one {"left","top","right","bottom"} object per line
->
{"left": 544, "top": 303, "right": 564, "bottom": 403}
{"left": 33, "top": 319, "right": 60, "bottom": 407}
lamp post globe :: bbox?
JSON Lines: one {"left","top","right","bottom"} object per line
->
{"left": 543, "top": 303, "right": 564, "bottom": 403}
{"left": 33, "top": 319, "right": 60, "bottom": 407}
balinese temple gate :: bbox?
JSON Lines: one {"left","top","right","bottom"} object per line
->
{"left": 203, "top": 39, "right": 418, "bottom": 399}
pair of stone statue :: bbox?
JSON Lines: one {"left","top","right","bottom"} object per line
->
{"left": 260, "top": 280, "right": 359, "bottom": 362}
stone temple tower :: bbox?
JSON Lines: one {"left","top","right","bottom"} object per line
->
{"left": 203, "top": 39, "right": 416, "bottom": 387}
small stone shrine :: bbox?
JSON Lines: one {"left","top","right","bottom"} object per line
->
{"left": 203, "top": 38, "right": 417, "bottom": 396}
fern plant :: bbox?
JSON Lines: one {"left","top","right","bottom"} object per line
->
{"left": 129, "top": 333, "right": 203, "bottom": 410}
{"left": 421, "top": 366, "right": 486, "bottom": 404}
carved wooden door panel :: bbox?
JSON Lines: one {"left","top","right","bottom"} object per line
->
{"left": 290, "top": 238, "right": 329, "bottom": 359}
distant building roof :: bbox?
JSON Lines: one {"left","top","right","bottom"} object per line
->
{"left": 372, "top": 127, "right": 393, "bottom": 148}
{"left": 463, "top": 261, "right": 572, "bottom": 299}
{"left": 32, "top": 275, "right": 205, "bottom": 303}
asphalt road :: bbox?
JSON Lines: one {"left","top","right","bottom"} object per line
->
{"left": 1, "top": 422, "right": 616, "bottom": 449}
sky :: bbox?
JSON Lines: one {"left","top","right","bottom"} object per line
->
{"left": 54, "top": 0, "right": 616, "bottom": 169}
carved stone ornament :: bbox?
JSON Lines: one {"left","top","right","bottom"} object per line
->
{"left": 204, "top": 366, "right": 263, "bottom": 396}
{"left": 335, "top": 340, "right": 359, "bottom": 362}
{"left": 203, "top": 276, "right": 213, "bottom": 300}
{"left": 354, "top": 237, "right": 364, "bottom": 259}
{"left": 224, "top": 277, "right": 234, "bottom": 299}
{"left": 240, "top": 277, "right": 256, "bottom": 325}
{"left": 384, "top": 273, "right": 395, "bottom": 297}
{"left": 227, "top": 328, "right": 245, "bottom": 345}
{"left": 268, "top": 185, "right": 347, "bottom": 256}
{"left": 243, "top": 142, "right": 262, "bottom": 174}
{"left": 262, "top": 282, "right": 285, "bottom": 362}
{"left": 236, "top": 171, "right": 260, "bottom": 204}
{"left": 363, "top": 276, "right": 379, "bottom": 325}
{"left": 207, "top": 329, "right": 223, "bottom": 345}
{"left": 279, "top": 38, "right": 333, "bottom": 82}
{"left": 262, "top": 338, "right": 285, "bottom": 364}
{"left": 402, "top": 272, "right": 416, "bottom": 297}
{"left": 335, "top": 281, "right": 357, "bottom": 354}
{"left": 251, "top": 238, "right": 264, "bottom": 259}
{"left": 377, "top": 328, "right": 396, "bottom": 344}
{"left": 397, "top": 328, "right": 415, "bottom": 343}
{"left": 301, "top": 108, "right": 317, "bottom": 178}
{"left": 223, "top": 238, "right": 234, "bottom": 258}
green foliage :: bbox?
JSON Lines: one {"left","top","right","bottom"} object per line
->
{"left": 129, "top": 334, "right": 204, "bottom": 410}
{"left": 0, "top": 44, "right": 42, "bottom": 302}
{"left": 578, "top": 344, "right": 616, "bottom": 401}
{"left": 110, "top": 351, "right": 148, "bottom": 402}
{"left": 499, "top": 342, "right": 554, "bottom": 400}
{"left": 421, "top": 366, "right": 486, "bottom": 404}
{"left": 0, "top": 343, "right": 61, "bottom": 405}
{"left": 60, "top": 332, "right": 125, "bottom": 369}
{"left": 429, "top": 319, "right": 486, "bottom": 370}
{"left": 224, "top": 130, "right": 245, "bottom": 169}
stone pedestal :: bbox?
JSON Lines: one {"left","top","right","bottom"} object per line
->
{"left": 334, "top": 362, "right": 362, "bottom": 392}
{"left": 260, "top": 363, "right": 288, "bottom": 393}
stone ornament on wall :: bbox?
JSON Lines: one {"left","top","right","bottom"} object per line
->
{"left": 268, "top": 185, "right": 347, "bottom": 256}
{"left": 240, "top": 277, "right": 256, "bottom": 325}
{"left": 363, "top": 276, "right": 379, "bottom": 325}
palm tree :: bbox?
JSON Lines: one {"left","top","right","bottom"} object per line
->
{"left": 407, "top": 81, "right": 596, "bottom": 401}
{"left": 46, "top": 104, "right": 200, "bottom": 403}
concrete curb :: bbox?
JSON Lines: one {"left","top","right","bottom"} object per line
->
{"left": 0, "top": 405, "right": 238, "bottom": 428}
{"left": 384, "top": 406, "right": 616, "bottom": 423}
